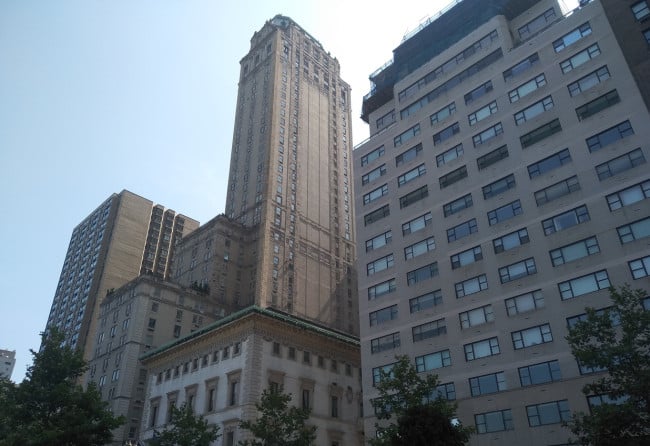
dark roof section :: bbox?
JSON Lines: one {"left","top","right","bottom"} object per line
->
{"left": 361, "top": 0, "right": 540, "bottom": 122}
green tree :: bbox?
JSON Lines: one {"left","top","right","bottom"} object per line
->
{"left": 0, "top": 329, "right": 124, "bottom": 446}
{"left": 238, "top": 386, "right": 316, "bottom": 446}
{"left": 565, "top": 285, "right": 650, "bottom": 445}
{"left": 370, "top": 355, "right": 471, "bottom": 446}
{"left": 149, "top": 403, "right": 220, "bottom": 446}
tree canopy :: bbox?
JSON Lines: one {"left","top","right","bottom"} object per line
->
{"left": 370, "top": 355, "right": 471, "bottom": 446}
{"left": 566, "top": 285, "right": 650, "bottom": 445}
{"left": 0, "top": 329, "right": 124, "bottom": 446}
{"left": 149, "top": 403, "right": 220, "bottom": 446}
{"left": 238, "top": 386, "right": 316, "bottom": 446}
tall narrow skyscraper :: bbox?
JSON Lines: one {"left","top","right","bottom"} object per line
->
{"left": 225, "top": 16, "right": 358, "bottom": 335}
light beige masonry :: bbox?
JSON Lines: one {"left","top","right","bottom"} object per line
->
{"left": 355, "top": 0, "right": 650, "bottom": 444}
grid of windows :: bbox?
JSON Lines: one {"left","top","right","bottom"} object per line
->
{"left": 568, "top": 66, "right": 610, "bottom": 96}
{"left": 361, "top": 146, "right": 384, "bottom": 166}
{"left": 519, "top": 360, "right": 561, "bottom": 386}
{"left": 464, "top": 337, "right": 500, "bottom": 360}
{"left": 505, "top": 290, "right": 544, "bottom": 316}
{"left": 558, "top": 270, "right": 610, "bottom": 300}
{"left": 404, "top": 236, "right": 436, "bottom": 260}
{"left": 447, "top": 219, "right": 478, "bottom": 242}
{"left": 528, "top": 148, "right": 571, "bottom": 178}
{"left": 521, "top": 118, "right": 562, "bottom": 148}
{"left": 617, "top": 217, "right": 650, "bottom": 244}
{"left": 433, "top": 122, "right": 460, "bottom": 145}
{"left": 444, "top": 193, "right": 473, "bottom": 217}
{"left": 436, "top": 143, "right": 464, "bottom": 167}
{"left": 468, "top": 101, "right": 498, "bottom": 126}
{"left": 550, "top": 236, "right": 600, "bottom": 266}
{"left": 509, "top": 74, "right": 546, "bottom": 103}
{"left": 369, "top": 305, "right": 398, "bottom": 326}
{"left": 455, "top": 274, "right": 488, "bottom": 298}
{"left": 410, "top": 290, "right": 443, "bottom": 313}
{"left": 371, "top": 332, "right": 400, "bottom": 354}
{"left": 407, "top": 262, "right": 439, "bottom": 285}
{"left": 629, "top": 255, "right": 650, "bottom": 279}
{"left": 475, "top": 409, "right": 514, "bottom": 434}
{"left": 451, "top": 245, "right": 482, "bottom": 269}
{"left": 534, "top": 175, "right": 580, "bottom": 206}
{"left": 586, "top": 120, "right": 634, "bottom": 152}
{"left": 514, "top": 95, "right": 554, "bottom": 125}
{"left": 470, "top": 371, "right": 506, "bottom": 396}
{"left": 560, "top": 43, "right": 601, "bottom": 73}
{"left": 553, "top": 22, "right": 592, "bottom": 52}
{"left": 368, "top": 278, "right": 396, "bottom": 300}
{"left": 499, "top": 257, "right": 537, "bottom": 283}
{"left": 439, "top": 166, "right": 468, "bottom": 189}
{"left": 477, "top": 144, "right": 509, "bottom": 170}
{"left": 512, "top": 323, "right": 553, "bottom": 349}
{"left": 398, "top": 164, "right": 426, "bottom": 187}
{"left": 596, "top": 148, "right": 646, "bottom": 181}
{"left": 526, "top": 400, "right": 570, "bottom": 426}
{"left": 488, "top": 200, "right": 522, "bottom": 225}
{"left": 542, "top": 205, "right": 590, "bottom": 235}
{"left": 412, "top": 318, "right": 447, "bottom": 342}
{"left": 473, "top": 122, "right": 503, "bottom": 147}
{"left": 606, "top": 180, "right": 650, "bottom": 210}
{"left": 395, "top": 143, "right": 423, "bottom": 166}
{"left": 518, "top": 7, "right": 556, "bottom": 40}
{"left": 364, "top": 205, "right": 390, "bottom": 226}
{"left": 483, "top": 174, "right": 515, "bottom": 199}
{"left": 402, "top": 212, "right": 432, "bottom": 235}
{"left": 430, "top": 102, "right": 456, "bottom": 125}
{"left": 415, "top": 350, "right": 451, "bottom": 372}
{"left": 576, "top": 89, "right": 620, "bottom": 121}
{"left": 503, "top": 53, "right": 539, "bottom": 81}
{"left": 460, "top": 304, "right": 494, "bottom": 329}
{"left": 394, "top": 124, "right": 420, "bottom": 147}
{"left": 367, "top": 254, "right": 394, "bottom": 276}
{"left": 399, "top": 185, "right": 429, "bottom": 208}
{"left": 363, "top": 184, "right": 388, "bottom": 205}
{"left": 366, "top": 230, "right": 392, "bottom": 252}
{"left": 362, "top": 164, "right": 387, "bottom": 185}
{"left": 493, "top": 228, "right": 529, "bottom": 253}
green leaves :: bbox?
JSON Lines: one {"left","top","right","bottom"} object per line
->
{"left": 150, "top": 404, "right": 220, "bottom": 446}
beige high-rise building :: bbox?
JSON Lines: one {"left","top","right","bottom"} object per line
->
{"left": 225, "top": 16, "right": 358, "bottom": 335}
{"left": 354, "top": 0, "right": 650, "bottom": 444}
{"left": 44, "top": 189, "right": 198, "bottom": 359}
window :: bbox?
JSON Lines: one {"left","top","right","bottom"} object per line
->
{"left": 527, "top": 400, "right": 570, "bottom": 426}
{"left": 509, "top": 73, "right": 546, "bottom": 103}
{"left": 488, "top": 200, "right": 522, "bottom": 225}
{"left": 412, "top": 318, "right": 447, "bottom": 342}
{"left": 148, "top": 318, "right": 156, "bottom": 330}
{"left": 451, "top": 245, "right": 482, "bottom": 269}
{"left": 586, "top": 120, "right": 634, "bottom": 152}
{"left": 629, "top": 255, "right": 650, "bottom": 279}
{"left": 302, "top": 388, "right": 311, "bottom": 410}
{"left": 372, "top": 363, "right": 395, "bottom": 385}
{"left": 439, "top": 166, "right": 468, "bottom": 188}
{"left": 520, "top": 118, "right": 562, "bottom": 148}
{"left": 519, "top": 360, "right": 562, "bottom": 386}
{"left": 464, "top": 337, "right": 500, "bottom": 360}
{"left": 468, "top": 101, "right": 498, "bottom": 126}
{"left": 410, "top": 290, "right": 443, "bottom": 313}
{"left": 567, "top": 308, "right": 621, "bottom": 329}
{"left": 362, "top": 164, "right": 386, "bottom": 185}
{"left": 477, "top": 144, "right": 509, "bottom": 170}
{"left": 444, "top": 193, "right": 473, "bottom": 217}
{"left": 470, "top": 371, "right": 506, "bottom": 396}
{"left": 518, "top": 7, "right": 556, "bottom": 40}
{"left": 514, "top": 96, "right": 554, "bottom": 125}
{"left": 464, "top": 80, "right": 493, "bottom": 105}
{"left": 472, "top": 122, "right": 503, "bottom": 147}
{"left": 493, "top": 228, "right": 530, "bottom": 253}
{"left": 553, "top": 22, "right": 592, "bottom": 52}
{"left": 376, "top": 109, "right": 395, "bottom": 130}
{"left": 435, "top": 382, "right": 456, "bottom": 401}
{"left": 415, "top": 350, "right": 451, "bottom": 372}
{"left": 364, "top": 205, "right": 390, "bottom": 226}
{"left": 455, "top": 274, "right": 488, "bottom": 298}
{"left": 436, "top": 143, "right": 464, "bottom": 167}
{"left": 394, "top": 124, "right": 420, "bottom": 147}
{"left": 576, "top": 89, "right": 620, "bottom": 121}
{"left": 395, "top": 143, "right": 423, "bottom": 166}
{"left": 645, "top": 28, "right": 650, "bottom": 44}
{"left": 483, "top": 174, "right": 516, "bottom": 199}
{"left": 542, "top": 205, "right": 590, "bottom": 235}
{"left": 367, "top": 254, "right": 394, "bottom": 276}
{"left": 617, "top": 217, "right": 650, "bottom": 244}
{"left": 587, "top": 394, "right": 628, "bottom": 410}
{"left": 404, "top": 236, "right": 436, "bottom": 260}
{"left": 433, "top": 122, "right": 460, "bottom": 145}
{"left": 499, "top": 257, "right": 537, "bottom": 283}
{"left": 505, "top": 290, "right": 544, "bottom": 316}
{"left": 407, "top": 262, "right": 439, "bottom": 285}
{"left": 550, "top": 236, "right": 600, "bottom": 266}
{"left": 402, "top": 212, "right": 432, "bottom": 235}
{"left": 475, "top": 409, "right": 513, "bottom": 434}
{"left": 430, "top": 102, "right": 456, "bottom": 125}
{"left": 331, "top": 395, "right": 339, "bottom": 418}
{"left": 512, "top": 323, "right": 553, "bottom": 349}
{"left": 606, "top": 180, "right": 650, "bottom": 210}
{"left": 361, "top": 146, "right": 385, "bottom": 166}
{"left": 632, "top": 1, "right": 650, "bottom": 20}
{"left": 568, "top": 66, "right": 610, "bottom": 96}
{"left": 398, "top": 163, "right": 426, "bottom": 186}
{"left": 363, "top": 184, "right": 388, "bottom": 205}
{"left": 534, "top": 175, "right": 580, "bottom": 205}
{"left": 399, "top": 185, "right": 428, "bottom": 208}
{"left": 596, "top": 148, "right": 646, "bottom": 181}
{"left": 368, "top": 278, "right": 396, "bottom": 300}
{"left": 503, "top": 53, "right": 539, "bottom": 81}
{"left": 369, "top": 305, "right": 398, "bottom": 326}
{"left": 528, "top": 148, "right": 571, "bottom": 178}
{"left": 371, "top": 332, "right": 400, "bottom": 354}
{"left": 366, "top": 230, "right": 392, "bottom": 252}
{"left": 460, "top": 304, "right": 494, "bottom": 329}
{"left": 560, "top": 43, "right": 601, "bottom": 73}
{"left": 559, "top": 270, "right": 610, "bottom": 299}
{"left": 447, "top": 218, "right": 478, "bottom": 242}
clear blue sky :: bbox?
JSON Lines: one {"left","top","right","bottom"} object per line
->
{"left": 0, "top": 0, "right": 578, "bottom": 381}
